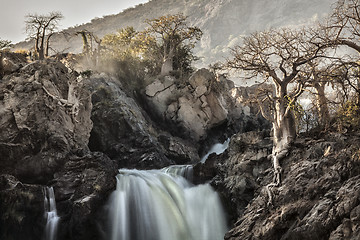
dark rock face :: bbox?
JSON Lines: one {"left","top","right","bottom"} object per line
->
{"left": 0, "top": 174, "right": 44, "bottom": 240}
{"left": 88, "top": 75, "right": 200, "bottom": 169}
{"left": 0, "top": 57, "right": 116, "bottom": 240}
{"left": 0, "top": 59, "right": 92, "bottom": 183}
{"left": 53, "top": 152, "right": 117, "bottom": 240}
{"left": 222, "top": 131, "right": 360, "bottom": 240}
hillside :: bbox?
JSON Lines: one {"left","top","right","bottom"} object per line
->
{"left": 15, "top": 0, "right": 334, "bottom": 68}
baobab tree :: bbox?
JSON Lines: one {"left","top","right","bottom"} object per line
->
{"left": 328, "top": 0, "right": 360, "bottom": 51}
{"left": 316, "top": 0, "right": 360, "bottom": 106}
{"left": 144, "top": 13, "right": 202, "bottom": 76}
{"left": 226, "top": 28, "right": 324, "bottom": 187}
{"left": 25, "top": 11, "right": 63, "bottom": 60}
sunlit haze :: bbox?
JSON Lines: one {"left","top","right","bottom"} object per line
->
{"left": 0, "top": 0, "right": 148, "bottom": 43}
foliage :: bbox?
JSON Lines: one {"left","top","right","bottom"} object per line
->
{"left": 335, "top": 100, "right": 360, "bottom": 131}
{"left": 143, "top": 13, "right": 202, "bottom": 76}
{"left": 99, "top": 13, "right": 202, "bottom": 93}
{"left": 13, "top": 49, "right": 28, "bottom": 55}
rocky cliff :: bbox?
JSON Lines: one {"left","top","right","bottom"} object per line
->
{"left": 197, "top": 130, "right": 360, "bottom": 240}
{"left": 0, "top": 52, "right": 262, "bottom": 239}
{"left": 3, "top": 50, "right": 359, "bottom": 240}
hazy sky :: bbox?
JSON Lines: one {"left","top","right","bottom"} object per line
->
{"left": 0, "top": 0, "right": 148, "bottom": 43}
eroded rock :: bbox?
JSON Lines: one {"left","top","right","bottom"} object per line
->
{"left": 223, "top": 132, "right": 360, "bottom": 240}
{"left": 88, "top": 74, "right": 199, "bottom": 168}
{"left": 0, "top": 58, "right": 92, "bottom": 183}
{"left": 145, "top": 69, "right": 245, "bottom": 140}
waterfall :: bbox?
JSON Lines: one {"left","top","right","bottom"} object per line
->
{"left": 107, "top": 168, "right": 227, "bottom": 240}
{"left": 43, "top": 187, "right": 60, "bottom": 240}
{"left": 200, "top": 138, "right": 230, "bottom": 163}
{"left": 162, "top": 164, "right": 193, "bottom": 181}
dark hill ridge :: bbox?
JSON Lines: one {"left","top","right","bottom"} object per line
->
{"left": 15, "top": 0, "right": 334, "bottom": 67}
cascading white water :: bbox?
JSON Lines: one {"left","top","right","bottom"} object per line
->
{"left": 107, "top": 168, "right": 227, "bottom": 240}
{"left": 43, "top": 187, "right": 60, "bottom": 240}
{"left": 162, "top": 164, "right": 193, "bottom": 181}
{"left": 200, "top": 138, "right": 230, "bottom": 163}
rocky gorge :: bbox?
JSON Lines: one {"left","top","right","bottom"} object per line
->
{"left": 1, "top": 52, "right": 360, "bottom": 240}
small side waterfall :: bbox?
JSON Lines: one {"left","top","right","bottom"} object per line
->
{"left": 43, "top": 187, "right": 60, "bottom": 240}
{"left": 201, "top": 138, "right": 230, "bottom": 162}
{"left": 107, "top": 168, "right": 227, "bottom": 240}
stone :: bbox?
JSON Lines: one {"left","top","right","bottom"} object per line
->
{"left": 145, "top": 79, "right": 164, "bottom": 97}
{"left": 0, "top": 58, "right": 92, "bottom": 183}
{"left": 188, "top": 68, "right": 212, "bottom": 89}
{"left": 144, "top": 68, "right": 246, "bottom": 140}
{"left": 222, "top": 132, "right": 360, "bottom": 240}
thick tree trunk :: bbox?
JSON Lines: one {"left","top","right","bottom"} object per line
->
{"left": 272, "top": 84, "right": 296, "bottom": 185}
{"left": 45, "top": 33, "right": 54, "bottom": 57}
{"left": 38, "top": 48, "right": 44, "bottom": 60}
{"left": 313, "top": 82, "right": 330, "bottom": 128}
{"left": 161, "top": 46, "right": 175, "bottom": 76}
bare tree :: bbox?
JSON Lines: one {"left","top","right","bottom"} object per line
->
{"left": 25, "top": 11, "right": 63, "bottom": 60}
{"left": 226, "top": 28, "right": 324, "bottom": 187}
{"left": 316, "top": 0, "right": 360, "bottom": 106}
{"left": 329, "top": 0, "right": 360, "bottom": 51}
{"left": 303, "top": 61, "right": 332, "bottom": 128}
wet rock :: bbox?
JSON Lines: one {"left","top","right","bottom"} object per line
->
{"left": 53, "top": 152, "right": 117, "bottom": 240}
{"left": 0, "top": 174, "right": 44, "bottom": 240}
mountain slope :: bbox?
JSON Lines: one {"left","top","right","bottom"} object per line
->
{"left": 15, "top": 0, "right": 335, "bottom": 67}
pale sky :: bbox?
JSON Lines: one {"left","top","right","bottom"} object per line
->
{"left": 0, "top": 0, "right": 148, "bottom": 43}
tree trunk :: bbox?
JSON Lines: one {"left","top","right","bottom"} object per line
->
{"left": 45, "top": 33, "right": 54, "bottom": 57}
{"left": 0, "top": 51, "right": 3, "bottom": 79}
{"left": 161, "top": 46, "right": 175, "bottom": 76}
{"left": 272, "top": 83, "right": 296, "bottom": 184}
{"left": 80, "top": 32, "right": 90, "bottom": 55}
{"left": 38, "top": 48, "right": 44, "bottom": 60}
{"left": 34, "top": 33, "right": 40, "bottom": 60}
{"left": 313, "top": 82, "right": 330, "bottom": 128}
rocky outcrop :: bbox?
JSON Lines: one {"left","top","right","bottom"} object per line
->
{"left": 0, "top": 152, "right": 116, "bottom": 240}
{"left": 145, "top": 69, "right": 246, "bottom": 141}
{"left": 88, "top": 74, "right": 200, "bottom": 168}
{"left": 52, "top": 152, "right": 117, "bottom": 240}
{"left": 220, "top": 131, "right": 360, "bottom": 240}
{"left": 0, "top": 56, "right": 113, "bottom": 240}
{"left": 0, "top": 58, "right": 92, "bottom": 183}
{"left": 0, "top": 54, "right": 209, "bottom": 240}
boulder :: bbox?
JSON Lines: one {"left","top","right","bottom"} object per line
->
{"left": 88, "top": 74, "right": 199, "bottom": 168}
{"left": 145, "top": 68, "right": 245, "bottom": 140}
